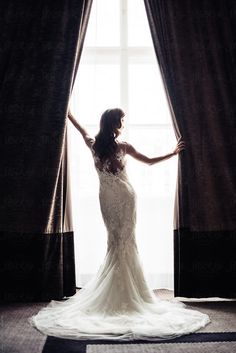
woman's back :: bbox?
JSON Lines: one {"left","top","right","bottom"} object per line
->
{"left": 91, "top": 141, "right": 128, "bottom": 175}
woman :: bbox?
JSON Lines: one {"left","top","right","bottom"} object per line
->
{"left": 29, "top": 108, "right": 210, "bottom": 340}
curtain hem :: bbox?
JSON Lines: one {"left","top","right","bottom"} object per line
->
{"left": 174, "top": 228, "right": 236, "bottom": 298}
{"left": 0, "top": 231, "right": 76, "bottom": 302}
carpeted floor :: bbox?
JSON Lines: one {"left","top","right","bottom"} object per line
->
{"left": 1, "top": 289, "right": 236, "bottom": 353}
{"left": 86, "top": 341, "right": 236, "bottom": 353}
{"left": 0, "top": 301, "right": 48, "bottom": 353}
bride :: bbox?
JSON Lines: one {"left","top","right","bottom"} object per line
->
{"left": 29, "top": 108, "right": 210, "bottom": 340}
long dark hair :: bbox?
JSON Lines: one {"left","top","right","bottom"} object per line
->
{"left": 93, "top": 108, "right": 125, "bottom": 161}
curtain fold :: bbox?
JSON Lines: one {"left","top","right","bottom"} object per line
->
{"left": 63, "top": 0, "right": 93, "bottom": 232}
{"left": 0, "top": 0, "right": 92, "bottom": 302}
{"left": 144, "top": 0, "right": 236, "bottom": 297}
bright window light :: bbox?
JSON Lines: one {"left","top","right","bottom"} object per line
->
{"left": 68, "top": 0, "right": 177, "bottom": 289}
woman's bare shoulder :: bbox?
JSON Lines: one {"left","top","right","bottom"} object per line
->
{"left": 117, "top": 141, "right": 129, "bottom": 152}
{"left": 117, "top": 141, "right": 138, "bottom": 158}
{"left": 117, "top": 141, "right": 134, "bottom": 154}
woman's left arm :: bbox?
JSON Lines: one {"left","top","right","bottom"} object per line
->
{"left": 67, "top": 110, "right": 94, "bottom": 147}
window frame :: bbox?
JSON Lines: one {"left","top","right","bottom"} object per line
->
{"left": 75, "top": 0, "right": 172, "bottom": 138}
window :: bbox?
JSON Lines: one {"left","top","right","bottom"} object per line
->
{"left": 68, "top": 0, "right": 177, "bottom": 289}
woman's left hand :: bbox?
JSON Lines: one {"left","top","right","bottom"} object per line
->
{"left": 173, "top": 139, "right": 186, "bottom": 155}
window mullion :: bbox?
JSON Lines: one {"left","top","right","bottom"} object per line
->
{"left": 120, "top": 0, "right": 129, "bottom": 139}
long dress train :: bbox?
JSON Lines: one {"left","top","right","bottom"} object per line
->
{"left": 29, "top": 143, "right": 210, "bottom": 340}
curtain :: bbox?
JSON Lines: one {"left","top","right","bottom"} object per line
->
{"left": 0, "top": 0, "right": 92, "bottom": 302}
{"left": 144, "top": 0, "right": 236, "bottom": 298}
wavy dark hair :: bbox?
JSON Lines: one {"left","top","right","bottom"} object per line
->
{"left": 93, "top": 108, "right": 125, "bottom": 161}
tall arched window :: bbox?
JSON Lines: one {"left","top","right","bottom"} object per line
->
{"left": 68, "top": 0, "right": 177, "bottom": 289}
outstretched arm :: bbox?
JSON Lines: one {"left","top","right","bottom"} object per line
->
{"left": 125, "top": 139, "right": 185, "bottom": 166}
{"left": 67, "top": 110, "right": 94, "bottom": 147}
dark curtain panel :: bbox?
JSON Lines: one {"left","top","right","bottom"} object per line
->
{"left": 0, "top": 0, "right": 92, "bottom": 302}
{"left": 144, "top": 0, "right": 236, "bottom": 298}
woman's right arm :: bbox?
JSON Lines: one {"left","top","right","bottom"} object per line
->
{"left": 67, "top": 110, "right": 94, "bottom": 147}
{"left": 125, "top": 140, "right": 185, "bottom": 165}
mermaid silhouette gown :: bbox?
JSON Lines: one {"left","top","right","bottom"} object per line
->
{"left": 29, "top": 141, "right": 210, "bottom": 340}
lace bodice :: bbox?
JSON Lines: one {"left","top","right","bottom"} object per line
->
{"left": 90, "top": 141, "right": 136, "bottom": 256}
{"left": 90, "top": 141, "right": 127, "bottom": 176}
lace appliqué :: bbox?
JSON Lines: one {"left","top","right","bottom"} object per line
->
{"left": 91, "top": 145, "right": 126, "bottom": 176}
{"left": 90, "top": 143, "right": 139, "bottom": 308}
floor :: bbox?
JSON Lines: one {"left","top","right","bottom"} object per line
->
{"left": 1, "top": 289, "right": 236, "bottom": 353}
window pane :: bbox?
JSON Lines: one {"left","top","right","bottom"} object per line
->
{"left": 70, "top": 64, "right": 120, "bottom": 125}
{"left": 128, "top": 0, "right": 153, "bottom": 47}
{"left": 127, "top": 127, "right": 177, "bottom": 198}
{"left": 68, "top": 124, "right": 107, "bottom": 284}
{"left": 129, "top": 63, "right": 170, "bottom": 124}
{"left": 85, "top": 0, "right": 120, "bottom": 47}
{"left": 126, "top": 127, "right": 177, "bottom": 287}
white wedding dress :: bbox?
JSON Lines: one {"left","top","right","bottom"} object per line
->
{"left": 29, "top": 141, "right": 210, "bottom": 340}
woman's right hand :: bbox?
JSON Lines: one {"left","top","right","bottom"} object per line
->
{"left": 173, "top": 139, "right": 186, "bottom": 155}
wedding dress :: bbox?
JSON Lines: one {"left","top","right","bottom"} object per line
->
{"left": 29, "top": 141, "right": 210, "bottom": 340}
